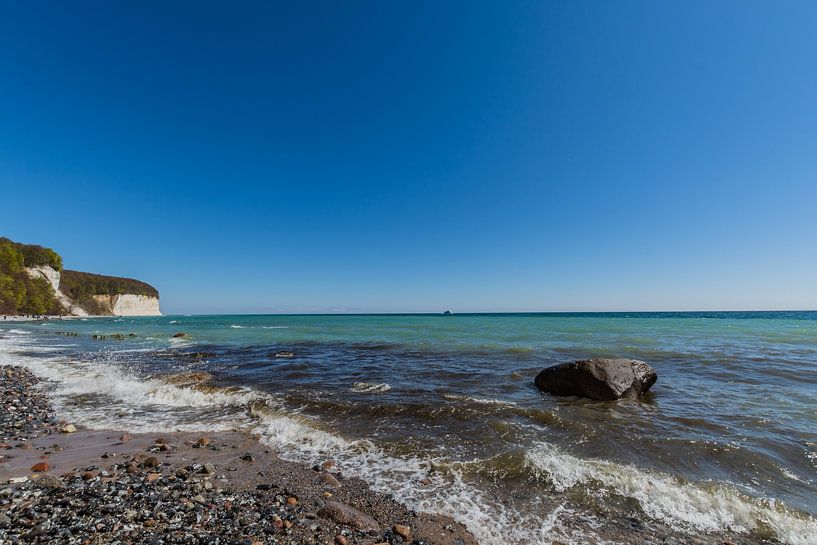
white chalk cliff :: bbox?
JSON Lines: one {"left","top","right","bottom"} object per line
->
{"left": 91, "top": 294, "right": 162, "bottom": 316}
{"left": 25, "top": 265, "right": 161, "bottom": 316}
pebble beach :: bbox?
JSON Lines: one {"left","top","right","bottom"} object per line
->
{"left": 0, "top": 365, "right": 475, "bottom": 545}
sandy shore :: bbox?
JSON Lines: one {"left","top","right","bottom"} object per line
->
{"left": 0, "top": 365, "right": 477, "bottom": 545}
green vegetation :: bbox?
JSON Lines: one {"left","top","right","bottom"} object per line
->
{"left": 0, "top": 238, "right": 63, "bottom": 315}
{"left": 60, "top": 270, "right": 159, "bottom": 315}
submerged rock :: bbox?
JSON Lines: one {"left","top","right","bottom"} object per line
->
{"left": 534, "top": 358, "right": 657, "bottom": 400}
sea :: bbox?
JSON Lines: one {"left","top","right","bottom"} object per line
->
{"left": 1, "top": 312, "right": 815, "bottom": 545}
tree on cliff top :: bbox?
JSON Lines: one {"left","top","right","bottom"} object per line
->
{"left": 0, "top": 238, "right": 63, "bottom": 315}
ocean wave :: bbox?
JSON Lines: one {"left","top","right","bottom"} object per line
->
{"left": 352, "top": 382, "right": 391, "bottom": 393}
{"left": 442, "top": 393, "right": 516, "bottom": 407}
{"left": 168, "top": 336, "right": 193, "bottom": 347}
{"left": 229, "top": 324, "right": 246, "bottom": 329}
{"left": 248, "top": 408, "right": 602, "bottom": 545}
{"left": 0, "top": 333, "right": 260, "bottom": 432}
{"left": 525, "top": 442, "right": 817, "bottom": 545}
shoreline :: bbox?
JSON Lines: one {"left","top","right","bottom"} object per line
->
{"left": 0, "top": 364, "right": 477, "bottom": 545}
{"left": 0, "top": 315, "right": 102, "bottom": 322}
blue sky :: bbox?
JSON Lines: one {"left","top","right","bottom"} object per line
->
{"left": 2, "top": 1, "right": 816, "bottom": 313}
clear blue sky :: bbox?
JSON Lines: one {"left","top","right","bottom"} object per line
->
{"left": 2, "top": 1, "right": 816, "bottom": 314}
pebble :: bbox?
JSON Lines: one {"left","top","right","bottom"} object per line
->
{"left": 30, "top": 462, "right": 49, "bottom": 472}
{"left": 318, "top": 501, "right": 380, "bottom": 532}
{"left": 393, "top": 524, "right": 411, "bottom": 539}
{"left": 61, "top": 423, "right": 77, "bottom": 433}
{"left": 142, "top": 456, "right": 160, "bottom": 468}
{"left": 320, "top": 472, "right": 342, "bottom": 488}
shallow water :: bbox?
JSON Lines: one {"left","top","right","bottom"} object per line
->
{"left": 1, "top": 312, "right": 816, "bottom": 545}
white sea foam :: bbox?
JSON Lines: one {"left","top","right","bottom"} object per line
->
{"left": 262, "top": 326, "right": 289, "bottom": 329}
{"left": 351, "top": 381, "right": 391, "bottom": 393}
{"left": 525, "top": 442, "right": 817, "bottom": 545}
{"left": 249, "top": 410, "right": 603, "bottom": 545}
{"left": 168, "top": 336, "right": 193, "bottom": 347}
{"left": 0, "top": 332, "right": 259, "bottom": 432}
{"left": 442, "top": 393, "right": 516, "bottom": 407}
{"left": 229, "top": 325, "right": 246, "bottom": 329}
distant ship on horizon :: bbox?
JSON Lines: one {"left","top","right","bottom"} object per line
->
{"left": 443, "top": 310, "right": 453, "bottom": 316}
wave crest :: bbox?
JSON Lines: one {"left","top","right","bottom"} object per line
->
{"left": 352, "top": 382, "right": 391, "bottom": 393}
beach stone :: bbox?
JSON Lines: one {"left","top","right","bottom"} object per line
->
{"left": 534, "top": 358, "right": 657, "bottom": 400}
{"left": 320, "top": 472, "right": 342, "bottom": 488}
{"left": 61, "top": 423, "right": 77, "bottom": 433}
{"left": 393, "top": 524, "right": 411, "bottom": 539}
{"left": 141, "top": 456, "right": 161, "bottom": 468}
{"left": 172, "top": 332, "right": 186, "bottom": 338}
{"left": 335, "top": 536, "right": 348, "bottom": 545}
{"left": 318, "top": 501, "right": 379, "bottom": 531}
{"left": 30, "top": 462, "right": 49, "bottom": 472}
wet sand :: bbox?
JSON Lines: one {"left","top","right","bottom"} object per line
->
{"left": 0, "top": 365, "right": 477, "bottom": 545}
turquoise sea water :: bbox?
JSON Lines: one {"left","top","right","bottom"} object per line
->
{"left": 2, "top": 312, "right": 816, "bottom": 545}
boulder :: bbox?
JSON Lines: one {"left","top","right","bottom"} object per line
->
{"left": 534, "top": 358, "right": 657, "bottom": 400}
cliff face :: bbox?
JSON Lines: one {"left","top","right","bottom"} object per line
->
{"left": 22, "top": 264, "right": 161, "bottom": 316}
{"left": 24, "top": 266, "right": 88, "bottom": 316}
{"left": 91, "top": 294, "right": 162, "bottom": 316}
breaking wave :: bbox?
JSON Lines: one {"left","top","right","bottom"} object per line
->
{"left": 525, "top": 442, "right": 817, "bottom": 545}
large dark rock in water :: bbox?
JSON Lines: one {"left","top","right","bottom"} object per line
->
{"left": 535, "top": 358, "right": 657, "bottom": 400}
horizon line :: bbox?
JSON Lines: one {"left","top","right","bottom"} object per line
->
{"left": 154, "top": 309, "right": 817, "bottom": 317}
